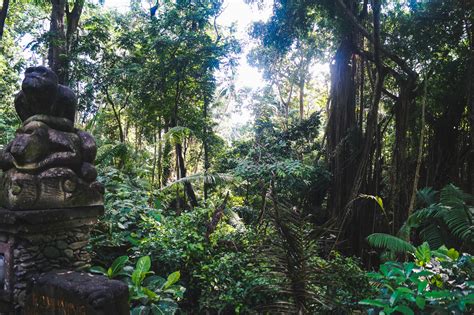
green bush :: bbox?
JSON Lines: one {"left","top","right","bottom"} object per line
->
{"left": 91, "top": 255, "right": 185, "bottom": 315}
{"left": 360, "top": 244, "right": 474, "bottom": 314}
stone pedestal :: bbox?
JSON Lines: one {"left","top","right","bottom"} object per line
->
{"left": 24, "top": 271, "right": 129, "bottom": 315}
{"left": 0, "top": 206, "right": 103, "bottom": 313}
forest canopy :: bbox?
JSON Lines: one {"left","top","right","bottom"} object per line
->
{"left": 0, "top": 0, "right": 473, "bottom": 314}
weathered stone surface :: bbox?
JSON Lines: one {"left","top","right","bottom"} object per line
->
{"left": 0, "top": 67, "right": 114, "bottom": 313}
{"left": 69, "top": 240, "right": 88, "bottom": 250}
{"left": 0, "top": 66, "right": 103, "bottom": 210}
{"left": 0, "top": 206, "right": 105, "bottom": 310}
{"left": 43, "top": 246, "right": 60, "bottom": 259}
{"left": 24, "top": 271, "right": 129, "bottom": 315}
{"left": 14, "top": 66, "right": 77, "bottom": 123}
{"left": 64, "top": 249, "right": 74, "bottom": 258}
{"left": 56, "top": 240, "right": 68, "bottom": 250}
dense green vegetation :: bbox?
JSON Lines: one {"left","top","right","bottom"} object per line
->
{"left": 0, "top": 0, "right": 473, "bottom": 314}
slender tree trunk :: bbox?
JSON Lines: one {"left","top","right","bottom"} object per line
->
{"left": 299, "top": 75, "right": 305, "bottom": 120}
{"left": 162, "top": 124, "right": 172, "bottom": 187}
{"left": 203, "top": 96, "right": 210, "bottom": 201}
{"left": 157, "top": 118, "right": 163, "bottom": 189}
{"left": 408, "top": 77, "right": 427, "bottom": 220}
{"left": 176, "top": 142, "right": 198, "bottom": 207}
{"left": 104, "top": 89, "right": 125, "bottom": 143}
{"left": 151, "top": 126, "right": 157, "bottom": 188}
{"left": 0, "top": 0, "right": 10, "bottom": 41}
{"left": 390, "top": 79, "right": 415, "bottom": 232}
{"left": 467, "top": 15, "right": 474, "bottom": 195}
{"left": 172, "top": 79, "right": 198, "bottom": 208}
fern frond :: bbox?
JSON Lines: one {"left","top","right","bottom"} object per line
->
{"left": 367, "top": 233, "right": 416, "bottom": 254}
{"left": 96, "top": 142, "right": 128, "bottom": 165}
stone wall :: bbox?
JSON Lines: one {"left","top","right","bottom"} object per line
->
{"left": 11, "top": 225, "right": 92, "bottom": 307}
{"left": 0, "top": 206, "right": 103, "bottom": 312}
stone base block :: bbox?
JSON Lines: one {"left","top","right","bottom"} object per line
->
{"left": 24, "top": 271, "right": 129, "bottom": 315}
{"left": 0, "top": 206, "right": 104, "bottom": 312}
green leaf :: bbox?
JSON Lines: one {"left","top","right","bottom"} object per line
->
{"left": 447, "top": 248, "right": 460, "bottom": 260}
{"left": 417, "top": 280, "right": 428, "bottom": 293}
{"left": 132, "top": 256, "right": 151, "bottom": 286}
{"left": 415, "top": 242, "right": 431, "bottom": 266}
{"left": 395, "top": 287, "right": 413, "bottom": 295}
{"left": 150, "top": 304, "right": 166, "bottom": 315}
{"left": 394, "top": 305, "right": 414, "bottom": 315}
{"left": 359, "top": 299, "right": 386, "bottom": 308}
{"left": 108, "top": 255, "right": 129, "bottom": 278}
{"left": 390, "top": 291, "right": 399, "bottom": 307}
{"left": 131, "top": 305, "right": 149, "bottom": 315}
{"left": 90, "top": 266, "right": 107, "bottom": 276}
{"left": 143, "top": 287, "right": 158, "bottom": 300}
{"left": 367, "top": 233, "right": 416, "bottom": 254}
{"left": 425, "top": 290, "right": 452, "bottom": 299}
{"left": 163, "top": 271, "right": 180, "bottom": 290}
{"left": 415, "top": 296, "right": 426, "bottom": 310}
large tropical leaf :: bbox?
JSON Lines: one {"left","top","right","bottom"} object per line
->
{"left": 367, "top": 233, "right": 416, "bottom": 254}
{"left": 416, "top": 187, "right": 438, "bottom": 207}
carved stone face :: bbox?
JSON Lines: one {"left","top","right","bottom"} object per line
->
{"left": 22, "top": 66, "right": 59, "bottom": 109}
{"left": 10, "top": 121, "right": 50, "bottom": 165}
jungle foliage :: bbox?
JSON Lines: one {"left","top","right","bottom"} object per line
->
{"left": 0, "top": 0, "right": 473, "bottom": 314}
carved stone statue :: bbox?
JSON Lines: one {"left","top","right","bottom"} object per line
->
{"left": 0, "top": 66, "right": 103, "bottom": 209}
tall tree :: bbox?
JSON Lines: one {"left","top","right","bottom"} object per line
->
{"left": 48, "top": 0, "right": 84, "bottom": 83}
{"left": 0, "top": 0, "right": 10, "bottom": 41}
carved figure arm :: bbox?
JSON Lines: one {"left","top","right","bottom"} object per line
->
{"left": 0, "top": 142, "right": 14, "bottom": 171}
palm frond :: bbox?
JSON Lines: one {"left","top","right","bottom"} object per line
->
{"left": 160, "top": 173, "right": 234, "bottom": 190}
{"left": 96, "top": 142, "right": 128, "bottom": 166}
{"left": 257, "top": 189, "right": 337, "bottom": 313}
{"left": 367, "top": 233, "right": 416, "bottom": 254}
{"left": 437, "top": 185, "right": 473, "bottom": 243}
{"left": 440, "top": 184, "right": 473, "bottom": 208}
{"left": 407, "top": 203, "right": 442, "bottom": 227}
{"left": 163, "top": 126, "right": 193, "bottom": 145}
{"left": 441, "top": 206, "right": 473, "bottom": 242}
{"left": 419, "top": 224, "right": 444, "bottom": 250}
{"left": 416, "top": 187, "right": 438, "bottom": 207}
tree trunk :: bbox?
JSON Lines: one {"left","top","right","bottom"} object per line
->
{"left": 48, "top": 0, "right": 84, "bottom": 84}
{"left": 203, "top": 96, "right": 210, "bottom": 201}
{"left": 467, "top": 14, "right": 474, "bottom": 195}
{"left": 64, "top": 0, "right": 84, "bottom": 83}
{"left": 326, "top": 36, "right": 358, "bottom": 220}
{"left": 0, "top": 0, "right": 10, "bottom": 41}
{"left": 176, "top": 142, "right": 198, "bottom": 207}
{"left": 162, "top": 124, "right": 172, "bottom": 187}
{"left": 299, "top": 74, "right": 305, "bottom": 120}
{"left": 407, "top": 77, "right": 427, "bottom": 221}
{"left": 387, "top": 79, "right": 415, "bottom": 233}
{"left": 48, "top": 0, "right": 67, "bottom": 83}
